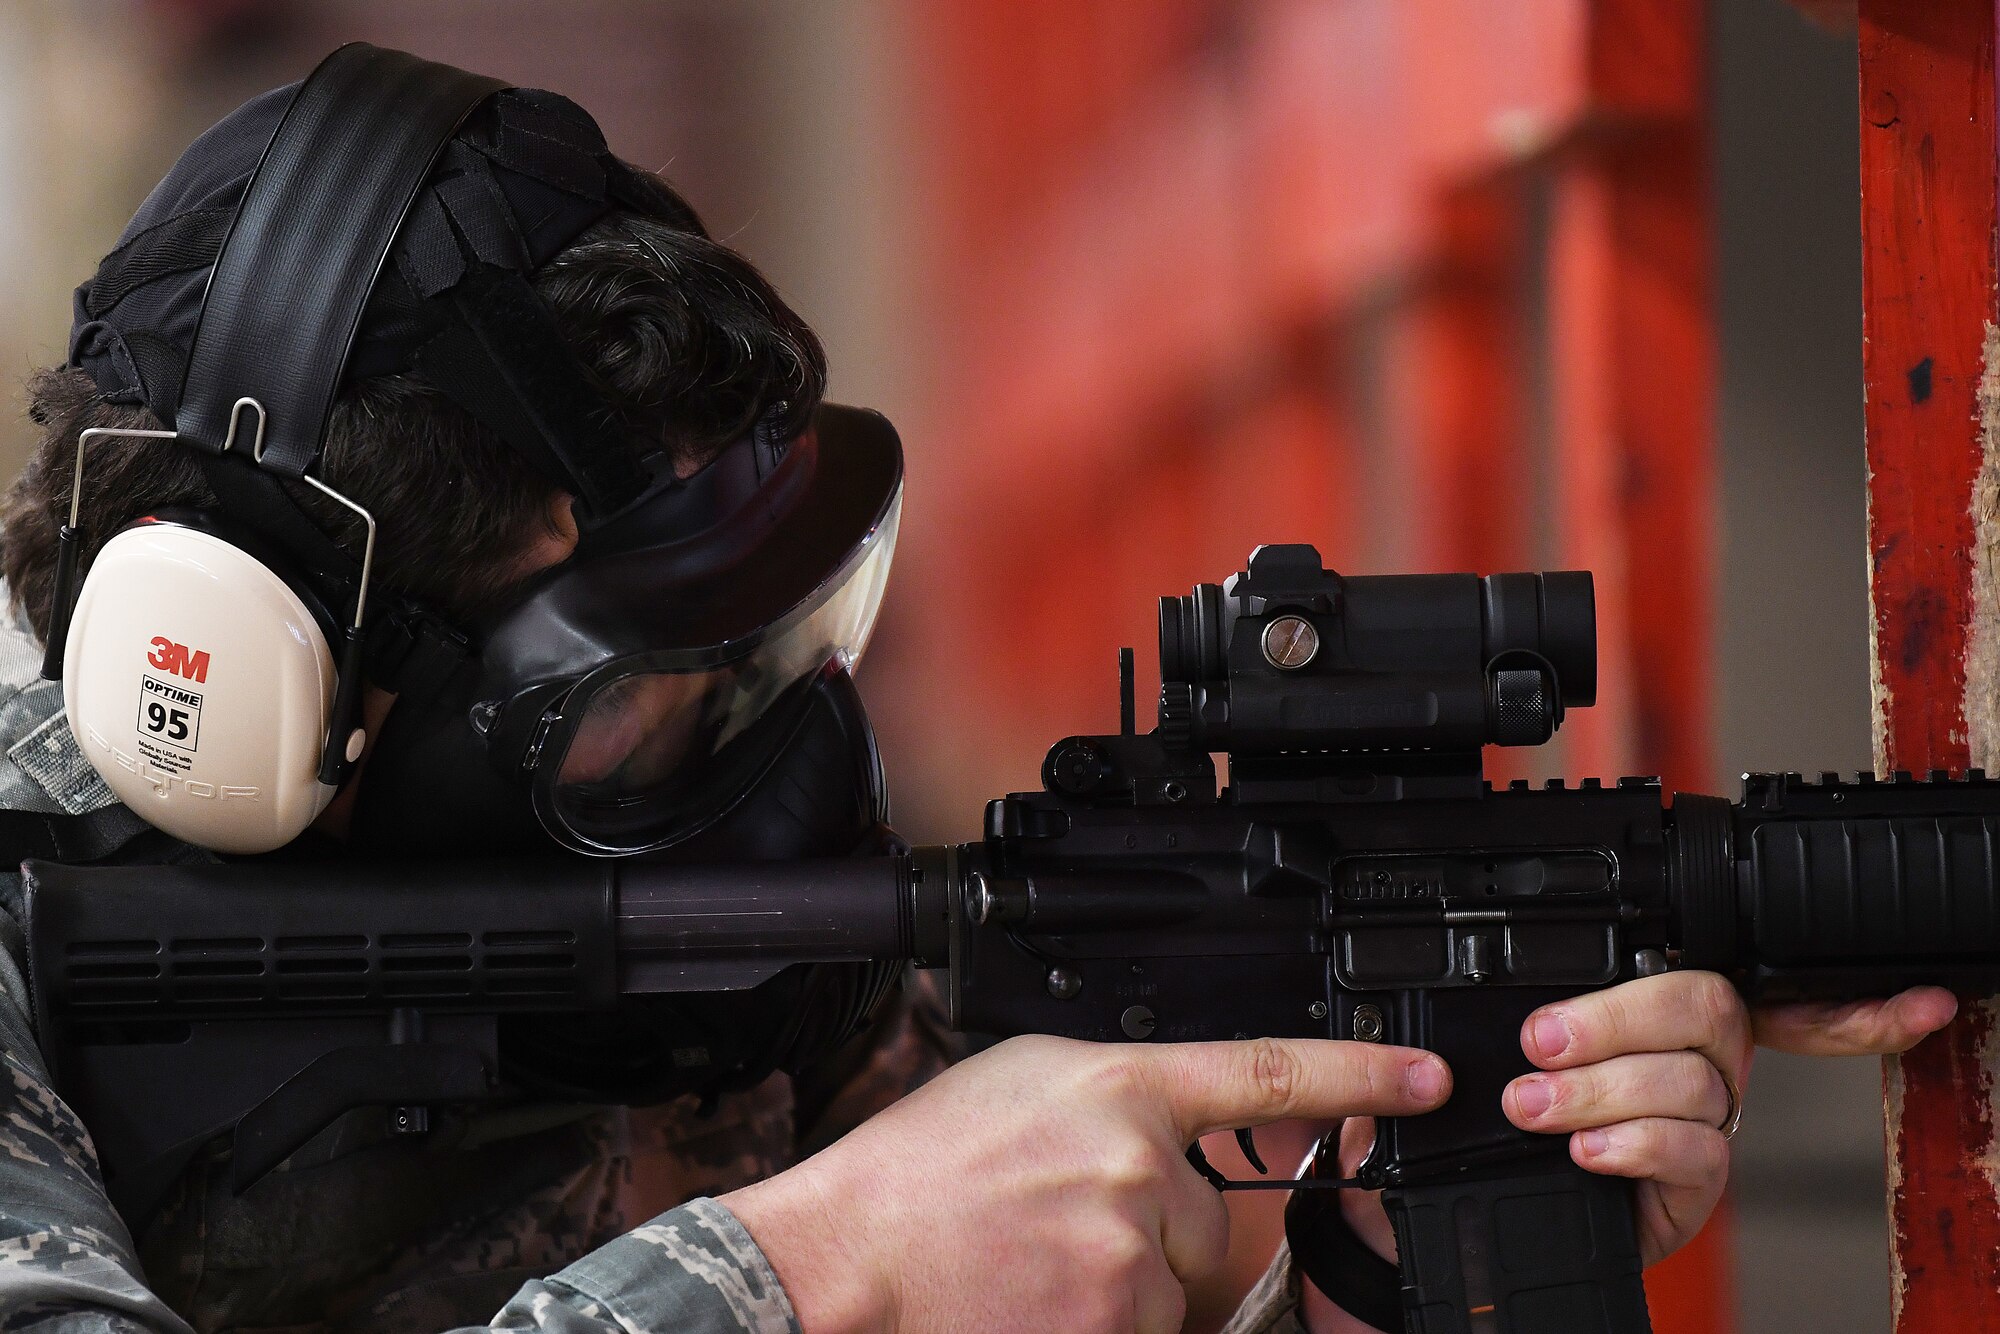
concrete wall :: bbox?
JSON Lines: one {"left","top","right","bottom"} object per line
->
{"left": 1712, "top": 2, "right": 1890, "bottom": 1329}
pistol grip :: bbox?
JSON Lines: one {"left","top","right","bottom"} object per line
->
{"left": 1381, "top": 1164, "right": 1650, "bottom": 1334}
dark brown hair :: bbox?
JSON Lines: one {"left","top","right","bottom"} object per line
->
{"left": 2, "top": 202, "right": 825, "bottom": 638}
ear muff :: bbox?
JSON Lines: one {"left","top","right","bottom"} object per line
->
{"left": 63, "top": 519, "right": 339, "bottom": 853}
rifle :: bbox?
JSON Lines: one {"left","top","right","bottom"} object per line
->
{"left": 27, "top": 542, "right": 2000, "bottom": 1334}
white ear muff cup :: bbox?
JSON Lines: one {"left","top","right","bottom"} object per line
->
{"left": 62, "top": 523, "right": 338, "bottom": 854}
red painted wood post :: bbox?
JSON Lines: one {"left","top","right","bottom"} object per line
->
{"left": 1408, "top": 181, "right": 1531, "bottom": 577}
{"left": 1857, "top": 3, "right": 2000, "bottom": 1327}
{"left": 1548, "top": 162, "right": 1638, "bottom": 785}
{"left": 1550, "top": 1, "right": 1728, "bottom": 1326}
{"left": 1547, "top": 0, "right": 1716, "bottom": 799}
{"left": 1547, "top": 154, "right": 1732, "bottom": 1331}
{"left": 1403, "top": 179, "right": 1549, "bottom": 797}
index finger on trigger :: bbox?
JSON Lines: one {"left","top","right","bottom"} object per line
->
{"left": 1522, "top": 972, "right": 1751, "bottom": 1083}
{"left": 1156, "top": 1037, "right": 1452, "bottom": 1143}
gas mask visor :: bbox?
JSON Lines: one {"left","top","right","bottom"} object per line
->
{"left": 469, "top": 402, "right": 903, "bottom": 856}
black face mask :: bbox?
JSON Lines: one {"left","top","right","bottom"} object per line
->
{"left": 474, "top": 668, "right": 908, "bottom": 1104}
{"left": 352, "top": 403, "right": 904, "bottom": 861}
{"left": 342, "top": 354, "right": 904, "bottom": 1110}
{"left": 354, "top": 664, "right": 887, "bottom": 858}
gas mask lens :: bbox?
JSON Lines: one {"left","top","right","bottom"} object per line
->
{"left": 540, "top": 495, "right": 900, "bottom": 853}
{"left": 557, "top": 669, "right": 729, "bottom": 791}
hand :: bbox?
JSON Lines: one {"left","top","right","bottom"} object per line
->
{"left": 1299, "top": 978, "right": 1953, "bottom": 1332}
{"left": 1500, "top": 972, "right": 1750, "bottom": 1265}
{"left": 724, "top": 1033, "right": 1451, "bottom": 1334}
{"left": 1752, "top": 986, "right": 1957, "bottom": 1056}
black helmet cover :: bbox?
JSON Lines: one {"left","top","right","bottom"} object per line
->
{"left": 68, "top": 50, "right": 693, "bottom": 516}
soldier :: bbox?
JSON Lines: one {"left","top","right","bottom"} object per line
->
{"left": 0, "top": 47, "right": 1953, "bottom": 1334}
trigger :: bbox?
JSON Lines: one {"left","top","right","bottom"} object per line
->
{"left": 1185, "top": 1142, "right": 1229, "bottom": 1189}
{"left": 1236, "top": 1126, "right": 1269, "bottom": 1175}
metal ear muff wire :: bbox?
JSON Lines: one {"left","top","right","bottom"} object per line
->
{"left": 39, "top": 396, "right": 379, "bottom": 789}
{"left": 40, "top": 421, "right": 178, "bottom": 683}
{"left": 239, "top": 397, "right": 378, "bottom": 785}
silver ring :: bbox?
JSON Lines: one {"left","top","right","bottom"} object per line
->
{"left": 1716, "top": 1069, "right": 1743, "bottom": 1140}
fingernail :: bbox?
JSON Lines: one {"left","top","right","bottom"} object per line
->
{"left": 1577, "top": 1129, "right": 1610, "bottom": 1157}
{"left": 1915, "top": 989, "right": 1959, "bottom": 1028}
{"left": 1530, "top": 1012, "right": 1571, "bottom": 1061}
{"left": 1512, "top": 1078, "right": 1553, "bottom": 1121}
{"left": 1406, "top": 1057, "right": 1448, "bottom": 1103}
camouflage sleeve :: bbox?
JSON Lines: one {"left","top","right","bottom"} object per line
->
{"left": 1220, "top": 1245, "right": 1310, "bottom": 1334}
{"left": 482, "top": 1199, "right": 798, "bottom": 1334}
{"left": 0, "top": 891, "right": 195, "bottom": 1333}
{"left": 791, "top": 970, "right": 962, "bottom": 1155}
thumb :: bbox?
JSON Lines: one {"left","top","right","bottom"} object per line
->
{"left": 1151, "top": 1038, "right": 1451, "bottom": 1143}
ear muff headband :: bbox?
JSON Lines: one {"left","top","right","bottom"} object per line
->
{"left": 178, "top": 45, "right": 507, "bottom": 477}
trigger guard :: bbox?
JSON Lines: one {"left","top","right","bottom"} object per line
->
{"left": 1354, "top": 1120, "right": 1391, "bottom": 1189}
{"left": 1185, "top": 1127, "right": 1363, "bottom": 1192}
{"left": 1311, "top": 1117, "right": 1391, "bottom": 1191}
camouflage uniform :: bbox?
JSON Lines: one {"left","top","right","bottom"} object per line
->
{"left": 0, "top": 599, "right": 1315, "bottom": 1333}
{"left": 1220, "top": 1246, "right": 1308, "bottom": 1334}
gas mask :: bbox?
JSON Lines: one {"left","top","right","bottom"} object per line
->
{"left": 353, "top": 401, "right": 903, "bottom": 860}
{"left": 356, "top": 402, "right": 908, "bottom": 1101}
{"left": 51, "top": 43, "right": 906, "bottom": 1101}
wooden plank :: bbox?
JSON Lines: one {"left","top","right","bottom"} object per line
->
{"left": 1592, "top": 126, "right": 1713, "bottom": 805}
{"left": 1550, "top": 1, "right": 1729, "bottom": 1326}
{"left": 1407, "top": 181, "right": 1531, "bottom": 574}
{"left": 1544, "top": 0, "right": 1713, "bottom": 807}
{"left": 1548, "top": 162, "right": 1639, "bottom": 784}
{"left": 1788, "top": 1, "right": 1860, "bottom": 31}
{"left": 941, "top": 68, "right": 1251, "bottom": 519}
{"left": 941, "top": 0, "right": 1611, "bottom": 524}
{"left": 1856, "top": 2, "right": 2000, "bottom": 1328}
{"left": 1550, "top": 145, "right": 1735, "bottom": 1334}
{"left": 1404, "top": 0, "right": 1592, "bottom": 179}
{"left": 1403, "top": 180, "right": 1547, "bottom": 790}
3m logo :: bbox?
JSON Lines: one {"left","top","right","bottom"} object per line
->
{"left": 147, "top": 637, "right": 211, "bottom": 684}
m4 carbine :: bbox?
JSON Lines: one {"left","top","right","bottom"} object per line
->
{"left": 26, "top": 543, "right": 2000, "bottom": 1334}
